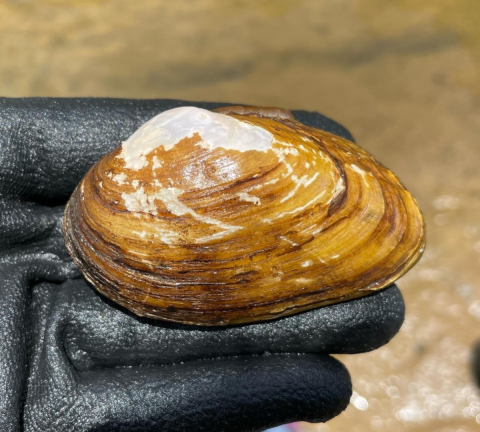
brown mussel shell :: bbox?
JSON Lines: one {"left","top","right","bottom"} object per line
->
{"left": 62, "top": 105, "right": 425, "bottom": 326}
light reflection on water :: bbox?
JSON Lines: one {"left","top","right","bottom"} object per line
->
{"left": 287, "top": 185, "right": 480, "bottom": 432}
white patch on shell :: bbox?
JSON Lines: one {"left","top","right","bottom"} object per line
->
{"left": 295, "top": 278, "right": 313, "bottom": 284}
{"left": 275, "top": 190, "right": 326, "bottom": 220}
{"left": 272, "top": 147, "right": 299, "bottom": 168}
{"left": 154, "top": 188, "right": 240, "bottom": 234}
{"left": 280, "top": 172, "right": 319, "bottom": 203}
{"left": 113, "top": 173, "right": 127, "bottom": 185}
{"left": 152, "top": 156, "right": 163, "bottom": 169}
{"left": 282, "top": 162, "right": 294, "bottom": 177}
{"left": 237, "top": 192, "right": 261, "bottom": 205}
{"left": 264, "top": 178, "right": 279, "bottom": 186}
{"left": 121, "top": 185, "right": 241, "bottom": 244}
{"left": 252, "top": 177, "right": 279, "bottom": 190}
{"left": 317, "top": 150, "right": 330, "bottom": 164}
{"left": 122, "top": 187, "right": 159, "bottom": 216}
{"left": 132, "top": 250, "right": 150, "bottom": 257}
{"left": 119, "top": 107, "right": 275, "bottom": 170}
{"left": 132, "top": 230, "right": 147, "bottom": 238}
{"left": 279, "top": 236, "right": 298, "bottom": 246}
{"left": 350, "top": 164, "right": 370, "bottom": 187}
{"left": 196, "top": 230, "right": 236, "bottom": 243}
{"left": 326, "top": 176, "right": 345, "bottom": 204}
{"left": 155, "top": 228, "right": 180, "bottom": 244}
{"left": 284, "top": 147, "right": 299, "bottom": 156}
{"left": 301, "top": 260, "right": 313, "bottom": 267}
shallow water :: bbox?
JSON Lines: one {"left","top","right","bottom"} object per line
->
{"left": 1, "top": 1, "right": 480, "bottom": 430}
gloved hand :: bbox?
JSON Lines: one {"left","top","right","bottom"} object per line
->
{"left": 0, "top": 98, "right": 405, "bottom": 432}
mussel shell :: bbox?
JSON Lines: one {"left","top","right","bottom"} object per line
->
{"left": 62, "top": 106, "right": 425, "bottom": 325}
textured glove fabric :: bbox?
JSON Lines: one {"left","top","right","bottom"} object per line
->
{"left": 0, "top": 98, "right": 405, "bottom": 432}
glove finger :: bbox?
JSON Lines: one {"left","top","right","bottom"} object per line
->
{"left": 79, "top": 354, "right": 350, "bottom": 432}
{"left": 28, "top": 279, "right": 352, "bottom": 431}
{"left": 52, "top": 279, "right": 404, "bottom": 372}
{"left": 0, "top": 257, "right": 78, "bottom": 432}
{"left": 27, "top": 341, "right": 351, "bottom": 432}
{"left": 0, "top": 98, "right": 351, "bottom": 205}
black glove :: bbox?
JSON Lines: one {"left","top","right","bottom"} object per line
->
{"left": 0, "top": 98, "right": 405, "bottom": 432}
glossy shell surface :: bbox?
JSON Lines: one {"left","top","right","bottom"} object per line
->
{"left": 63, "top": 105, "right": 425, "bottom": 325}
